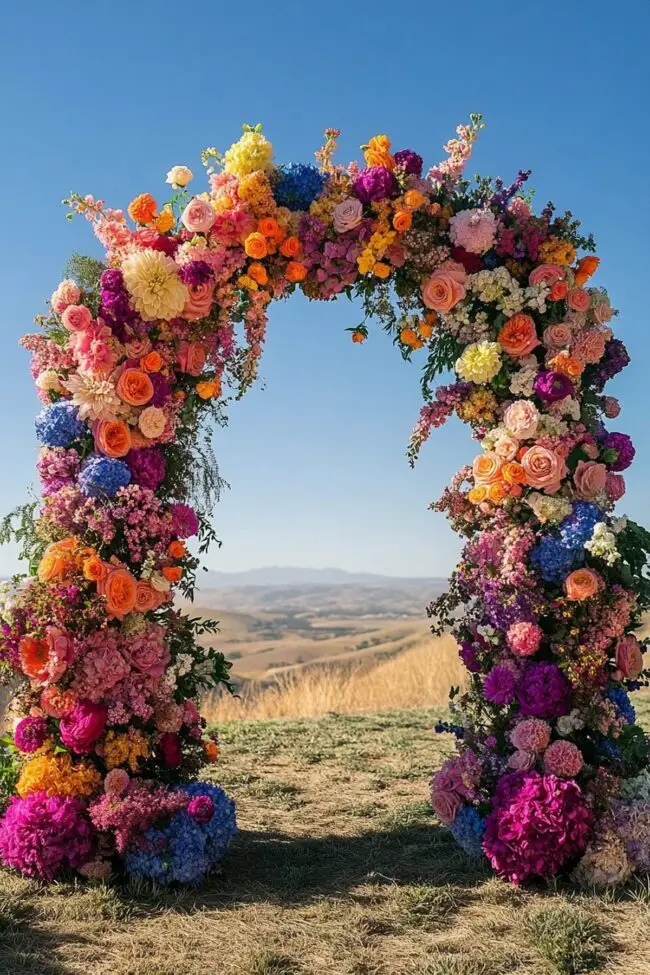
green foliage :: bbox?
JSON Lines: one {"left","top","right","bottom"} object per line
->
{"left": 616, "top": 518, "right": 650, "bottom": 610}
{"left": 0, "top": 502, "right": 42, "bottom": 572}
{"left": 0, "top": 736, "right": 21, "bottom": 812}
{"left": 421, "top": 334, "right": 464, "bottom": 400}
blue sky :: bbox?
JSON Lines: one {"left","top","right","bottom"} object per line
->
{"left": 0, "top": 0, "right": 647, "bottom": 578}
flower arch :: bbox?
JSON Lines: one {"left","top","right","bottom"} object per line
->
{"left": 0, "top": 117, "right": 648, "bottom": 887}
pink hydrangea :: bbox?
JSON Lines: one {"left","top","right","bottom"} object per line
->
{"left": 123, "top": 623, "right": 170, "bottom": 677}
{"left": 544, "top": 740, "right": 583, "bottom": 778}
{"left": 449, "top": 207, "right": 497, "bottom": 255}
{"left": 510, "top": 719, "right": 551, "bottom": 754}
{"left": 73, "top": 632, "right": 131, "bottom": 701}
{"left": 507, "top": 621, "right": 542, "bottom": 657}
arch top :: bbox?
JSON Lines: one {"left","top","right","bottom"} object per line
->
{"left": 0, "top": 116, "right": 648, "bottom": 888}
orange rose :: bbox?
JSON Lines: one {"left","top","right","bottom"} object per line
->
{"left": 116, "top": 369, "right": 154, "bottom": 407}
{"left": 162, "top": 566, "right": 182, "bottom": 583}
{"left": 204, "top": 740, "right": 218, "bottom": 762}
{"left": 95, "top": 419, "right": 132, "bottom": 458}
{"left": 38, "top": 539, "right": 78, "bottom": 584}
{"left": 498, "top": 314, "right": 540, "bottom": 357}
{"left": 487, "top": 481, "right": 507, "bottom": 504}
{"left": 418, "top": 321, "right": 434, "bottom": 340}
{"left": 155, "top": 208, "right": 175, "bottom": 234}
{"left": 196, "top": 380, "right": 222, "bottom": 400}
{"left": 168, "top": 540, "right": 186, "bottom": 559}
{"left": 373, "top": 262, "right": 391, "bottom": 280}
{"left": 522, "top": 445, "right": 567, "bottom": 490}
{"left": 141, "top": 351, "right": 163, "bottom": 373}
{"left": 244, "top": 232, "right": 268, "bottom": 259}
{"left": 247, "top": 262, "right": 269, "bottom": 286}
{"left": 128, "top": 193, "right": 157, "bottom": 226}
{"left": 286, "top": 262, "right": 307, "bottom": 283}
{"left": 549, "top": 281, "right": 569, "bottom": 301}
{"left": 502, "top": 462, "right": 525, "bottom": 485}
{"left": 351, "top": 330, "right": 366, "bottom": 344}
{"left": 421, "top": 262, "right": 466, "bottom": 313}
{"left": 20, "top": 636, "right": 52, "bottom": 681}
{"left": 258, "top": 217, "right": 280, "bottom": 238}
{"left": 473, "top": 452, "right": 503, "bottom": 485}
{"left": 404, "top": 189, "right": 426, "bottom": 209}
{"left": 565, "top": 568, "right": 601, "bottom": 601}
{"left": 468, "top": 485, "right": 488, "bottom": 504}
{"left": 574, "top": 256, "right": 599, "bottom": 287}
{"left": 134, "top": 580, "right": 157, "bottom": 613}
{"left": 392, "top": 211, "right": 412, "bottom": 232}
{"left": 550, "top": 352, "right": 584, "bottom": 377}
{"left": 280, "top": 236, "right": 301, "bottom": 258}
{"left": 101, "top": 567, "right": 137, "bottom": 618}
{"left": 83, "top": 556, "right": 108, "bottom": 583}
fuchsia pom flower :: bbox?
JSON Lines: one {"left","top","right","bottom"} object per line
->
{"left": 0, "top": 792, "right": 94, "bottom": 880}
{"left": 188, "top": 795, "right": 215, "bottom": 825}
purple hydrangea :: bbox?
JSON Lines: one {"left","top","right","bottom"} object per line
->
{"left": 126, "top": 448, "right": 166, "bottom": 491}
{"left": 601, "top": 431, "right": 635, "bottom": 471}
{"left": 484, "top": 666, "right": 516, "bottom": 705}
{"left": 14, "top": 716, "right": 50, "bottom": 753}
{"left": 394, "top": 149, "right": 423, "bottom": 176}
{"left": 516, "top": 662, "right": 572, "bottom": 718}
{"left": 352, "top": 166, "right": 399, "bottom": 204}
{"left": 533, "top": 371, "right": 574, "bottom": 404}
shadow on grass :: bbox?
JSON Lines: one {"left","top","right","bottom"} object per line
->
{"left": 0, "top": 900, "right": 92, "bottom": 975}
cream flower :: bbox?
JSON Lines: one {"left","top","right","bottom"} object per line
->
{"left": 64, "top": 372, "right": 121, "bottom": 421}
{"left": 166, "top": 165, "right": 193, "bottom": 188}
{"left": 138, "top": 406, "right": 166, "bottom": 439}
{"left": 455, "top": 341, "right": 502, "bottom": 384}
{"left": 35, "top": 369, "right": 65, "bottom": 394}
{"left": 121, "top": 250, "right": 188, "bottom": 322}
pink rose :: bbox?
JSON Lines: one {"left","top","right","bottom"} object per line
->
{"left": 158, "top": 731, "right": 182, "bottom": 768}
{"left": 125, "top": 337, "right": 152, "bottom": 358}
{"left": 177, "top": 341, "right": 207, "bottom": 376}
{"left": 124, "top": 629, "right": 170, "bottom": 678}
{"left": 614, "top": 635, "right": 643, "bottom": 680}
{"left": 51, "top": 279, "right": 81, "bottom": 314}
{"left": 430, "top": 779, "right": 462, "bottom": 825}
{"left": 333, "top": 198, "right": 363, "bottom": 234}
{"left": 45, "top": 626, "right": 75, "bottom": 680}
{"left": 182, "top": 282, "right": 215, "bottom": 322}
{"left": 543, "top": 323, "right": 572, "bottom": 349}
{"left": 61, "top": 304, "right": 93, "bottom": 333}
{"left": 494, "top": 434, "right": 519, "bottom": 461}
{"left": 593, "top": 302, "right": 614, "bottom": 325}
{"left": 521, "top": 445, "right": 567, "bottom": 491}
{"left": 529, "top": 264, "right": 564, "bottom": 288}
{"left": 567, "top": 288, "right": 591, "bottom": 312}
{"left": 59, "top": 699, "right": 107, "bottom": 754}
{"left": 574, "top": 460, "right": 607, "bottom": 499}
{"left": 605, "top": 472, "right": 626, "bottom": 501}
{"left": 181, "top": 198, "right": 216, "bottom": 234}
{"left": 422, "top": 261, "right": 467, "bottom": 313}
{"left": 503, "top": 400, "right": 540, "bottom": 440}
{"left": 507, "top": 750, "right": 536, "bottom": 771}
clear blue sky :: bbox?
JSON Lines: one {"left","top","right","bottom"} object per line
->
{"left": 0, "top": 0, "right": 648, "bottom": 578}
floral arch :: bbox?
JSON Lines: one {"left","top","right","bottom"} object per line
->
{"left": 0, "top": 117, "right": 648, "bottom": 888}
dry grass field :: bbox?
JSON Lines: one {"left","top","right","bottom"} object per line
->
{"left": 3, "top": 700, "right": 650, "bottom": 974}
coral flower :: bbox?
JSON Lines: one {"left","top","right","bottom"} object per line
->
{"left": 116, "top": 369, "right": 154, "bottom": 407}
{"left": 19, "top": 636, "right": 50, "bottom": 681}
{"left": 286, "top": 261, "right": 307, "bottom": 283}
{"left": 565, "top": 568, "right": 601, "bottom": 601}
{"left": 99, "top": 567, "right": 138, "bottom": 618}
{"left": 244, "top": 232, "right": 268, "bottom": 260}
{"left": 128, "top": 193, "right": 158, "bottom": 225}
{"left": 280, "top": 236, "right": 301, "bottom": 258}
{"left": 95, "top": 419, "right": 132, "bottom": 458}
{"left": 498, "top": 314, "right": 540, "bottom": 357}
{"left": 574, "top": 256, "right": 600, "bottom": 287}
{"left": 392, "top": 210, "right": 412, "bottom": 232}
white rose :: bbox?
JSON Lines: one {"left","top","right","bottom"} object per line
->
{"left": 166, "top": 165, "right": 193, "bottom": 189}
{"left": 333, "top": 197, "right": 363, "bottom": 234}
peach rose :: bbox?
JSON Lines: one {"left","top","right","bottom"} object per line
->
{"left": 62, "top": 304, "right": 93, "bottom": 333}
{"left": 573, "top": 460, "right": 607, "bottom": 499}
{"left": 572, "top": 329, "right": 606, "bottom": 365}
{"left": 138, "top": 406, "right": 166, "bottom": 439}
{"left": 614, "top": 635, "right": 643, "bottom": 680}
{"left": 181, "top": 198, "right": 215, "bottom": 234}
{"left": 134, "top": 581, "right": 158, "bottom": 612}
{"left": 593, "top": 302, "right": 614, "bottom": 325}
{"left": 421, "top": 261, "right": 467, "bottom": 314}
{"left": 95, "top": 419, "right": 132, "bottom": 458}
{"left": 498, "top": 314, "right": 540, "bottom": 357}
{"left": 100, "top": 567, "right": 137, "bottom": 618}
{"left": 51, "top": 279, "right": 81, "bottom": 313}
{"left": 333, "top": 198, "right": 363, "bottom": 234}
{"left": 543, "top": 323, "right": 572, "bottom": 349}
{"left": 549, "top": 281, "right": 569, "bottom": 301}
{"left": 529, "top": 264, "right": 564, "bottom": 288}
{"left": 494, "top": 434, "right": 519, "bottom": 461}
{"left": 503, "top": 400, "right": 540, "bottom": 440}
{"left": 182, "top": 282, "right": 215, "bottom": 322}
{"left": 124, "top": 337, "right": 152, "bottom": 359}
{"left": 565, "top": 568, "right": 601, "bottom": 601}
{"left": 567, "top": 288, "right": 590, "bottom": 312}
{"left": 116, "top": 369, "right": 154, "bottom": 407}
{"left": 473, "top": 452, "right": 503, "bottom": 484}
{"left": 177, "top": 342, "right": 207, "bottom": 377}
{"left": 521, "top": 445, "right": 567, "bottom": 491}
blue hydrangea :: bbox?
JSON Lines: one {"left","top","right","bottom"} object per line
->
{"left": 607, "top": 687, "right": 636, "bottom": 725}
{"left": 78, "top": 455, "right": 131, "bottom": 497}
{"left": 35, "top": 402, "right": 86, "bottom": 447}
{"left": 598, "top": 738, "right": 622, "bottom": 762}
{"left": 450, "top": 806, "right": 486, "bottom": 858}
{"left": 530, "top": 536, "right": 576, "bottom": 583}
{"left": 125, "top": 782, "right": 237, "bottom": 886}
{"left": 559, "top": 502, "right": 603, "bottom": 550}
{"left": 273, "top": 163, "right": 326, "bottom": 211}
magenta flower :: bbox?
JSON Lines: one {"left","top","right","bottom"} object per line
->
{"left": 0, "top": 792, "right": 94, "bottom": 880}
{"left": 14, "top": 716, "right": 50, "bottom": 753}
{"left": 59, "top": 700, "right": 107, "bottom": 754}
{"left": 352, "top": 166, "right": 399, "bottom": 204}
{"left": 533, "top": 370, "right": 574, "bottom": 404}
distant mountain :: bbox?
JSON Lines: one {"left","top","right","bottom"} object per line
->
{"left": 198, "top": 567, "right": 444, "bottom": 588}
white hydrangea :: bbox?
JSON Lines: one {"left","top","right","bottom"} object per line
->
{"left": 467, "top": 267, "right": 527, "bottom": 316}
{"left": 175, "top": 653, "right": 194, "bottom": 677}
{"left": 527, "top": 493, "right": 573, "bottom": 525}
{"left": 585, "top": 522, "right": 620, "bottom": 565}
{"left": 620, "top": 768, "right": 650, "bottom": 802}
{"left": 509, "top": 359, "right": 539, "bottom": 397}
{"left": 557, "top": 708, "right": 586, "bottom": 737}
{"left": 524, "top": 284, "right": 548, "bottom": 314}
{"left": 537, "top": 415, "right": 569, "bottom": 437}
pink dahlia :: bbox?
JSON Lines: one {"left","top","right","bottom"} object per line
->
{"left": 449, "top": 207, "right": 497, "bottom": 255}
{"left": 482, "top": 771, "right": 593, "bottom": 884}
{"left": 510, "top": 718, "right": 551, "bottom": 754}
{"left": 544, "top": 740, "right": 584, "bottom": 778}
{"left": 0, "top": 792, "right": 94, "bottom": 880}
{"left": 506, "top": 622, "right": 542, "bottom": 657}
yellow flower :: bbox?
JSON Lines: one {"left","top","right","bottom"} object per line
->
{"left": 373, "top": 262, "right": 391, "bottom": 280}
{"left": 538, "top": 237, "right": 576, "bottom": 267}
{"left": 196, "top": 380, "right": 221, "bottom": 400}
{"left": 237, "top": 171, "right": 277, "bottom": 217}
{"left": 223, "top": 126, "right": 273, "bottom": 177}
{"left": 17, "top": 754, "right": 101, "bottom": 798}
{"left": 363, "top": 134, "right": 395, "bottom": 170}
{"left": 102, "top": 729, "right": 150, "bottom": 771}
{"left": 455, "top": 341, "right": 502, "bottom": 384}
{"left": 121, "top": 250, "right": 188, "bottom": 322}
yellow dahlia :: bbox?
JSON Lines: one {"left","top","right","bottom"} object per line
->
{"left": 121, "top": 249, "right": 188, "bottom": 322}
{"left": 456, "top": 341, "right": 502, "bottom": 384}
{"left": 223, "top": 127, "right": 273, "bottom": 178}
{"left": 17, "top": 753, "right": 101, "bottom": 798}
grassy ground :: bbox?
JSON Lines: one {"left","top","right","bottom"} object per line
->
{"left": 2, "top": 704, "right": 650, "bottom": 975}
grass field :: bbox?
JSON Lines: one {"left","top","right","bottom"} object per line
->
{"left": 3, "top": 700, "right": 650, "bottom": 974}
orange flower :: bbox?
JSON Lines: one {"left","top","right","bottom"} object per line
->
{"left": 487, "top": 481, "right": 507, "bottom": 504}
{"left": 549, "top": 281, "right": 569, "bottom": 301}
{"left": 550, "top": 352, "right": 584, "bottom": 377}
{"left": 502, "top": 461, "right": 525, "bottom": 486}
{"left": 285, "top": 261, "right": 307, "bottom": 283}
{"left": 400, "top": 327, "right": 423, "bottom": 349}
{"left": 404, "top": 189, "right": 426, "bottom": 209}
{"left": 565, "top": 568, "right": 601, "bottom": 601}
{"left": 102, "top": 567, "right": 137, "bottom": 618}
{"left": 468, "top": 485, "right": 488, "bottom": 504}
{"left": 83, "top": 556, "right": 108, "bottom": 583}
{"left": 247, "top": 262, "right": 269, "bottom": 286}
{"left": 392, "top": 211, "right": 412, "bottom": 233}
{"left": 418, "top": 321, "right": 434, "bottom": 340}
{"left": 162, "top": 566, "right": 182, "bottom": 583}
{"left": 363, "top": 135, "right": 395, "bottom": 170}
{"left": 498, "top": 314, "right": 540, "bottom": 357}
{"left": 168, "top": 540, "right": 186, "bottom": 559}
{"left": 116, "top": 368, "right": 154, "bottom": 407}
{"left": 373, "top": 262, "right": 391, "bottom": 280}
{"left": 95, "top": 419, "right": 132, "bottom": 458}
{"left": 196, "top": 379, "right": 221, "bottom": 400}
{"left": 473, "top": 452, "right": 503, "bottom": 485}
{"left": 155, "top": 208, "right": 175, "bottom": 234}
{"left": 574, "top": 256, "right": 600, "bottom": 287}
{"left": 128, "top": 193, "right": 157, "bottom": 226}
{"left": 257, "top": 217, "right": 279, "bottom": 238}
{"left": 134, "top": 580, "right": 157, "bottom": 613}
{"left": 280, "top": 236, "right": 301, "bottom": 258}
{"left": 351, "top": 330, "right": 366, "bottom": 344}
{"left": 204, "top": 740, "right": 218, "bottom": 763}
{"left": 244, "top": 232, "right": 268, "bottom": 260}
{"left": 38, "top": 539, "right": 78, "bottom": 584}
{"left": 20, "top": 636, "right": 49, "bottom": 681}
{"left": 141, "top": 351, "right": 163, "bottom": 373}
